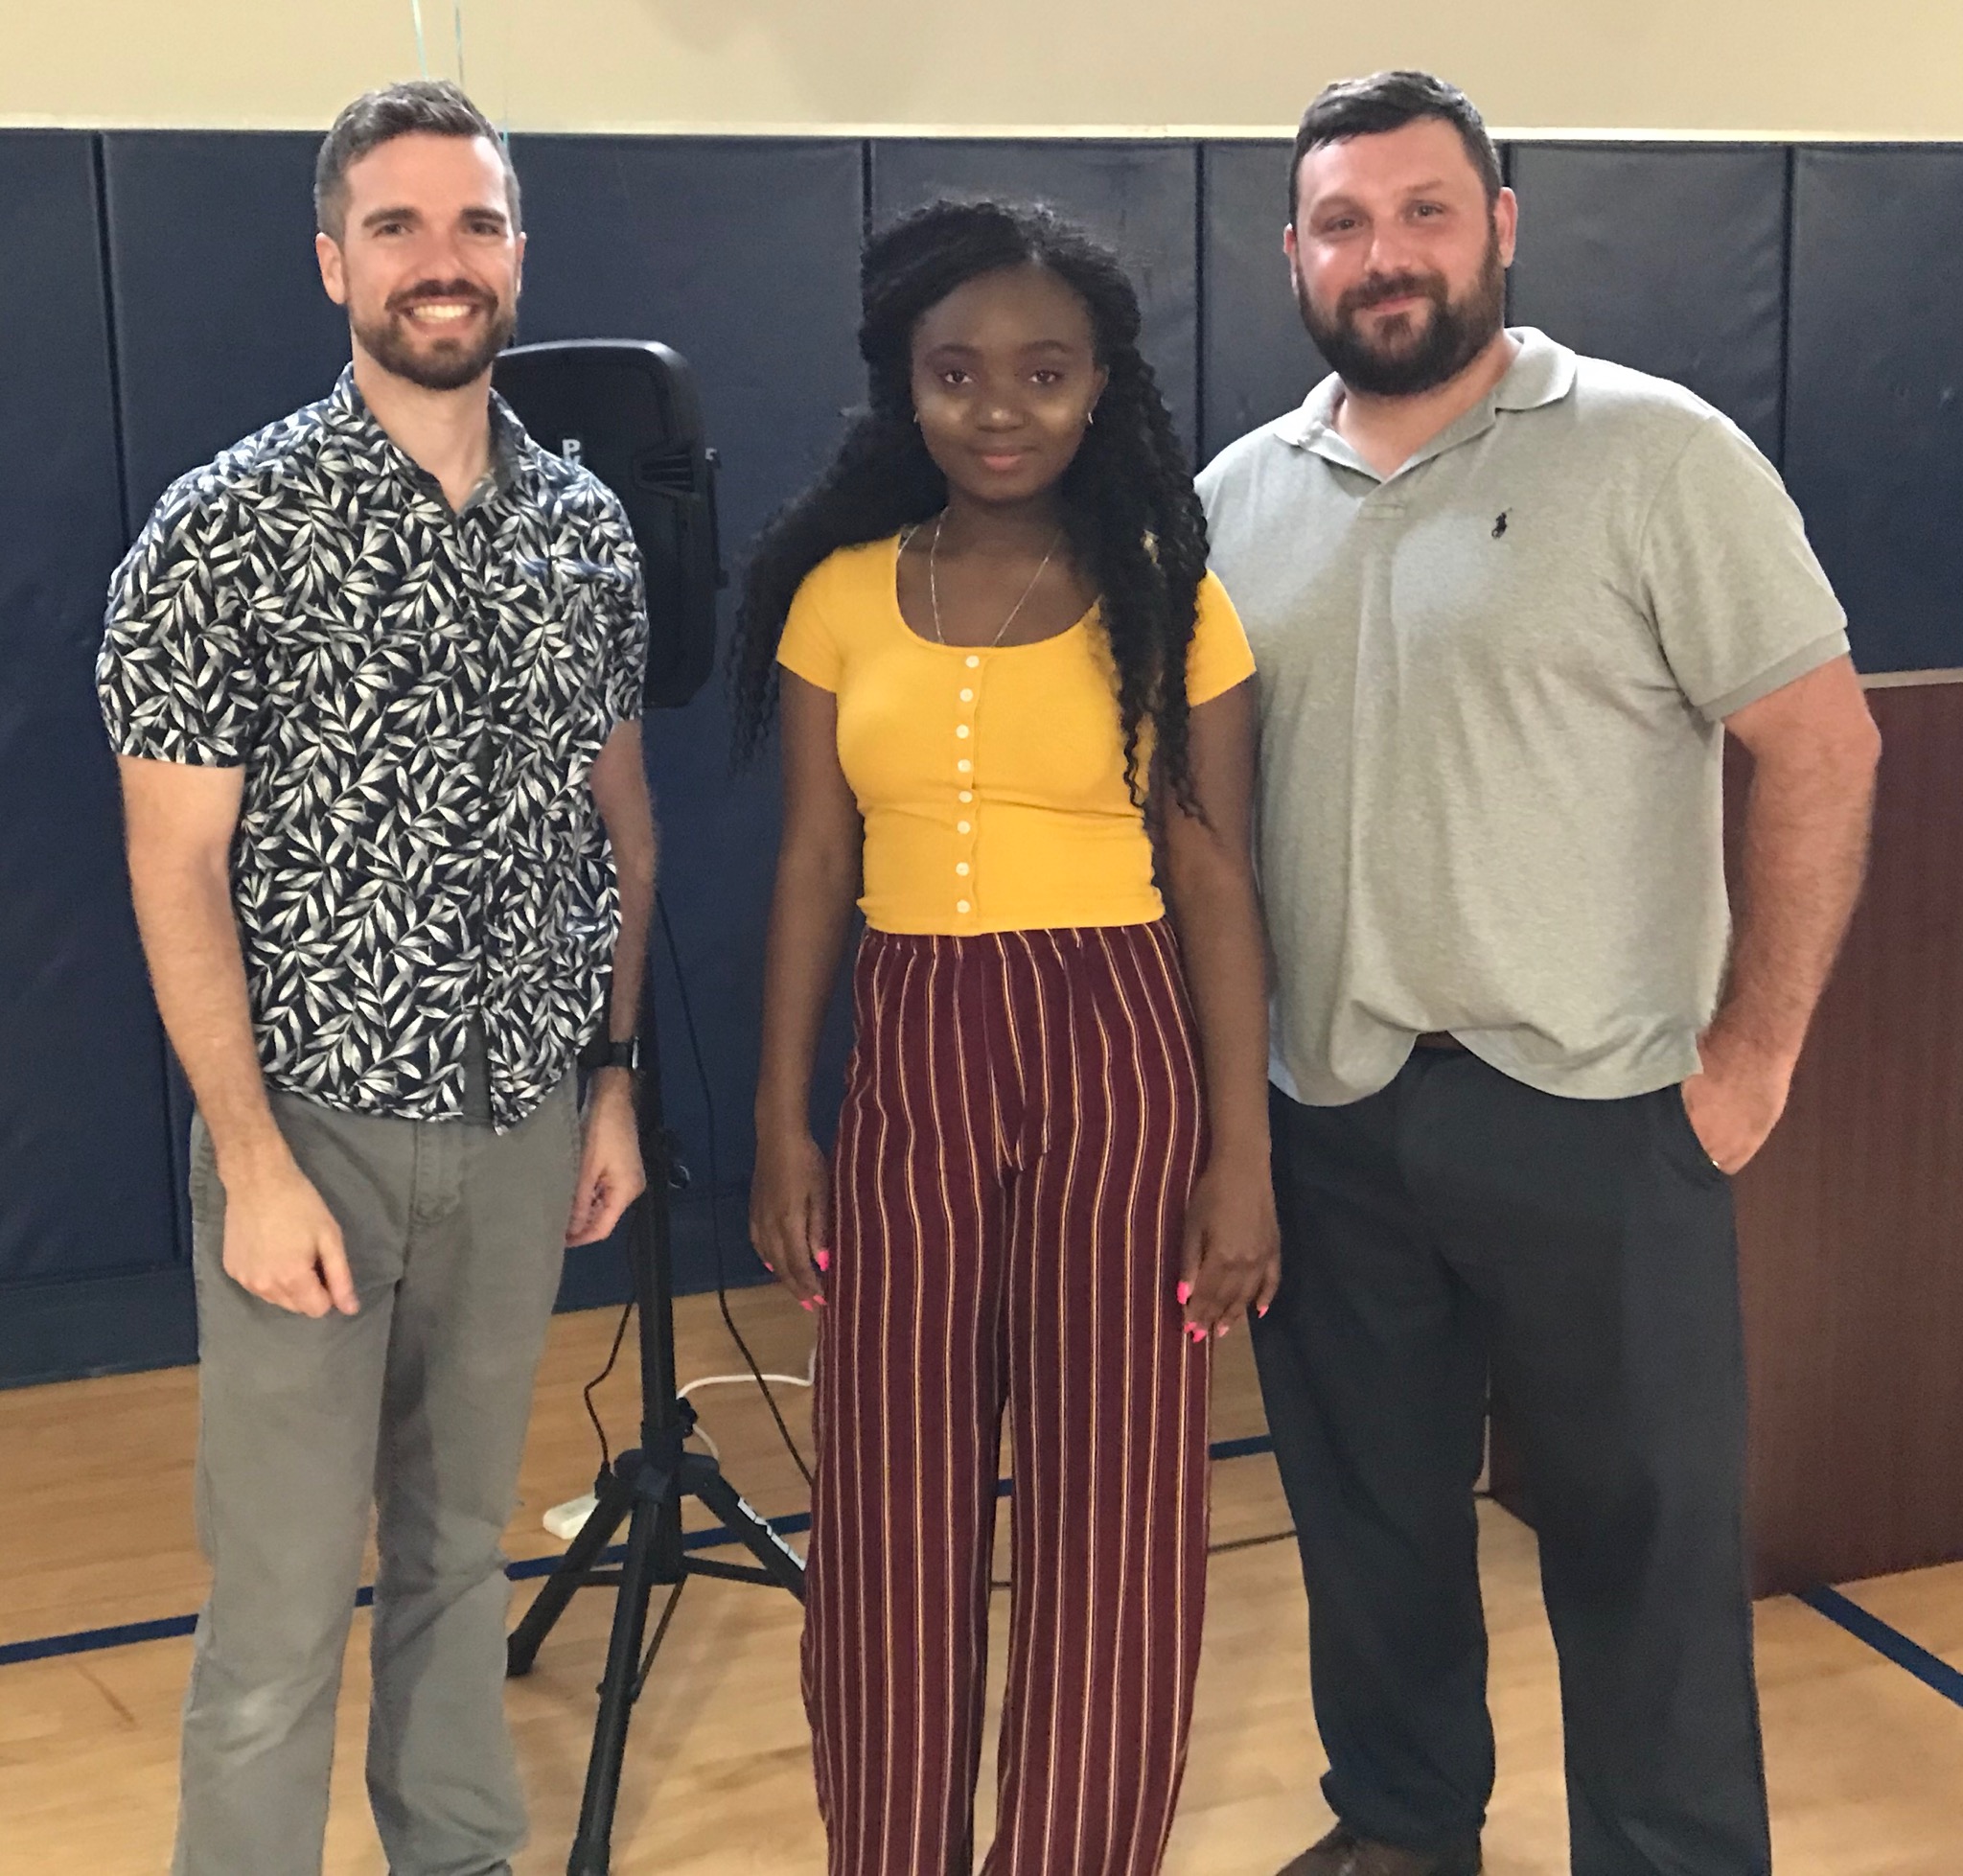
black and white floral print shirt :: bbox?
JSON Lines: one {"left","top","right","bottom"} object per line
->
{"left": 98, "top": 368, "right": 648, "bottom": 1129}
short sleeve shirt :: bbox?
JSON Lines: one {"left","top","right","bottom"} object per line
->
{"left": 1197, "top": 329, "right": 1851, "bottom": 1104}
{"left": 97, "top": 368, "right": 649, "bottom": 1128}
{"left": 776, "top": 535, "right": 1254, "bottom": 934}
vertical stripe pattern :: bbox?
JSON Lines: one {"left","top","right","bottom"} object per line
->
{"left": 801, "top": 922, "right": 1212, "bottom": 1876}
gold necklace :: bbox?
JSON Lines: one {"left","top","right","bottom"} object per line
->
{"left": 927, "top": 513, "right": 1065, "bottom": 648}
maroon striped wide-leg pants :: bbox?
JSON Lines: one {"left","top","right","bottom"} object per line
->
{"left": 801, "top": 922, "right": 1212, "bottom": 1876}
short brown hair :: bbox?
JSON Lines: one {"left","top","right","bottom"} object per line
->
{"left": 313, "top": 79, "right": 520, "bottom": 241}
{"left": 1289, "top": 70, "right": 1503, "bottom": 223}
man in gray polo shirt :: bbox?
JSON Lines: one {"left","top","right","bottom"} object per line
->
{"left": 1198, "top": 72, "right": 1881, "bottom": 1876}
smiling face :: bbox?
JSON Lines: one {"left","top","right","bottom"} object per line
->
{"left": 315, "top": 131, "right": 524, "bottom": 392}
{"left": 909, "top": 263, "right": 1108, "bottom": 509}
{"left": 1285, "top": 116, "right": 1515, "bottom": 398}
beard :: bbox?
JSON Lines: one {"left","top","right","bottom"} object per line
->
{"left": 351, "top": 279, "right": 518, "bottom": 392}
{"left": 1297, "top": 225, "right": 1507, "bottom": 399}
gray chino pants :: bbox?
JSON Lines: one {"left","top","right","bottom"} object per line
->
{"left": 173, "top": 1077, "right": 583, "bottom": 1876}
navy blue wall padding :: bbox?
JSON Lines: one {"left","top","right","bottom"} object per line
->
{"left": 99, "top": 132, "right": 350, "bottom": 1333}
{"left": 1509, "top": 144, "right": 1789, "bottom": 463}
{"left": 509, "top": 135, "right": 868, "bottom": 1296}
{"left": 3, "top": 127, "right": 1958, "bottom": 1383}
{"left": 0, "top": 132, "right": 193, "bottom": 1383}
{"left": 869, "top": 140, "right": 1202, "bottom": 458}
{"left": 102, "top": 132, "right": 350, "bottom": 534}
{"left": 1198, "top": 140, "right": 1325, "bottom": 466}
{"left": 1786, "top": 147, "right": 1963, "bottom": 675}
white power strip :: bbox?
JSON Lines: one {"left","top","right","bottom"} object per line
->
{"left": 543, "top": 1493, "right": 599, "bottom": 1540}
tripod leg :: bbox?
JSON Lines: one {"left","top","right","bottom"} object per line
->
{"left": 508, "top": 1467, "right": 635, "bottom": 1678}
{"left": 566, "top": 1487, "right": 662, "bottom": 1875}
{"left": 692, "top": 1466, "right": 808, "bottom": 1600}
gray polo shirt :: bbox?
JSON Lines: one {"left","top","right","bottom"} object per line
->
{"left": 1197, "top": 328, "right": 1850, "bottom": 1106}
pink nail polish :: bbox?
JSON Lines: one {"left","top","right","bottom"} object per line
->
{"left": 1258, "top": 1302, "right": 1269, "bottom": 1318}
{"left": 800, "top": 1298, "right": 816, "bottom": 1312}
{"left": 1216, "top": 1323, "right": 1231, "bottom": 1339}
{"left": 815, "top": 1250, "right": 831, "bottom": 1273}
{"left": 1175, "top": 1281, "right": 1191, "bottom": 1306}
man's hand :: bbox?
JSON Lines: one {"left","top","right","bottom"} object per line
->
{"left": 220, "top": 1155, "right": 359, "bottom": 1317}
{"left": 1687, "top": 655, "right": 1879, "bottom": 1177}
{"left": 566, "top": 1073, "right": 648, "bottom": 1245}
{"left": 1680, "top": 1031, "right": 1796, "bottom": 1175}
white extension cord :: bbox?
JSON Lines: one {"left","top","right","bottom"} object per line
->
{"left": 542, "top": 1348, "right": 817, "bottom": 1540}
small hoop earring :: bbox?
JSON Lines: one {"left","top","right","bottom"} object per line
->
{"left": 1086, "top": 407, "right": 1097, "bottom": 427}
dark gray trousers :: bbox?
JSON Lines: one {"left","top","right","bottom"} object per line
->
{"left": 1254, "top": 1051, "right": 1770, "bottom": 1876}
{"left": 173, "top": 1077, "right": 582, "bottom": 1876}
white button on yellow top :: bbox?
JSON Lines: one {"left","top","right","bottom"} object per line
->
{"left": 959, "top": 687, "right": 975, "bottom": 702}
{"left": 958, "top": 790, "right": 973, "bottom": 803}
{"left": 956, "top": 862, "right": 970, "bottom": 876}
{"left": 957, "top": 758, "right": 972, "bottom": 773}
{"left": 958, "top": 820, "right": 971, "bottom": 833}
{"left": 964, "top": 654, "right": 980, "bottom": 668}
{"left": 956, "top": 724, "right": 970, "bottom": 738}
{"left": 957, "top": 898, "right": 971, "bottom": 914}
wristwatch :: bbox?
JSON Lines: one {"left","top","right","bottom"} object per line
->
{"left": 586, "top": 1035, "right": 641, "bottom": 1075}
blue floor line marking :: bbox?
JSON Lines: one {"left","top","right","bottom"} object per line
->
{"left": 1798, "top": 1584, "right": 1963, "bottom": 1709}
{"left": 18, "top": 1435, "right": 1959, "bottom": 1719}
{"left": 2, "top": 1432, "right": 1279, "bottom": 1668}
{"left": 1211, "top": 1432, "right": 1277, "bottom": 1462}
{"left": 0, "top": 1611, "right": 200, "bottom": 1663}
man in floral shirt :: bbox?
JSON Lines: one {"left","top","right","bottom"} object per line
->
{"left": 99, "top": 81, "right": 654, "bottom": 1876}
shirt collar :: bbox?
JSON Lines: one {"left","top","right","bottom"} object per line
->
{"left": 1492, "top": 327, "right": 1579, "bottom": 410}
{"left": 325, "top": 363, "right": 535, "bottom": 506}
{"left": 1276, "top": 326, "right": 1579, "bottom": 473}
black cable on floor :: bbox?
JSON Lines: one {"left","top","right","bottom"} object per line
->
{"left": 658, "top": 891, "right": 816, "bottom": 1490}
{"left": 579, "top": 1288, "right": 635, "bottom": 1485}
{"left": 575, "top": 894, "right": 815, "bottom": 1493}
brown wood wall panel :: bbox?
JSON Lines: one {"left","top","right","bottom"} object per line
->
{"left": 1492, "top": 679, "right": 1963, "bottom": 1596}
{"left": 1735, "top": 679, "right": 1963, "bottom": 1593}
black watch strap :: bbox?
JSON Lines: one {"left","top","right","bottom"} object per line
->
{"left": 586, "top": 1035, "right": 640, "bottom": 1074}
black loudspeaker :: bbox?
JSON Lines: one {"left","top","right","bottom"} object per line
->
{"left": 493, "top": 339, "right": 724, "bottom": 709}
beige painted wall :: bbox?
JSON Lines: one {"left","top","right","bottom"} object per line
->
{"left": 5, "top": 0, "right": 1963, "bottom": 137}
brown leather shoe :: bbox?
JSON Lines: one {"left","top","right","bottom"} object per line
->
{"left": 1276, "top": 1822, "right": 1482, "bottom": 1876}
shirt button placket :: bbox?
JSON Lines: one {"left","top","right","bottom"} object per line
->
{"left": 956, "top": 655, "right": 981, "bottom": 920}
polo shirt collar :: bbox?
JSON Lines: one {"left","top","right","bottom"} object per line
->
{"left": 1278, "top": 326, "right": 1578, "bottom": 478}
{"left": 1493, "top": 327, "right": 1578, "bottom": 411}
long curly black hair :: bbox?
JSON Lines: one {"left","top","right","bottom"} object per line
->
{"left": 729, "top": 197, "right": 1210, "bottom": 813}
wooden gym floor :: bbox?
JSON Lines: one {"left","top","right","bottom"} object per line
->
{"left": 3, "top": 1287, "right": 1960, "bottom": 1874}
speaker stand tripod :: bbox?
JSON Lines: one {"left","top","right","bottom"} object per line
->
{"left": 506, "top": 1013, "right": 806, "bottom": 1875}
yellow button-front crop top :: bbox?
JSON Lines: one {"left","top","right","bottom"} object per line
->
{"left": 775, "top": 535, "right": 1256, "bottom": 936}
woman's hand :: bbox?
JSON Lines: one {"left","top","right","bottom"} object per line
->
{"left": 1156, "top": 675, "right": 1279, "bottom": 1342}
{"left": 750, "top": 1125, "right": 831, "bottom": 1310}
{"left": 1178, "top": 1155, "right": 1281, "bottom": 1339}
{"left": 750, "top": 671, "right": 859, "bottom": 1316}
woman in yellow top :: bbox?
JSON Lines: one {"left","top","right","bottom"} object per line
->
{"left": 733, "top": 199, "right": 1279, "bottom": 1876}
